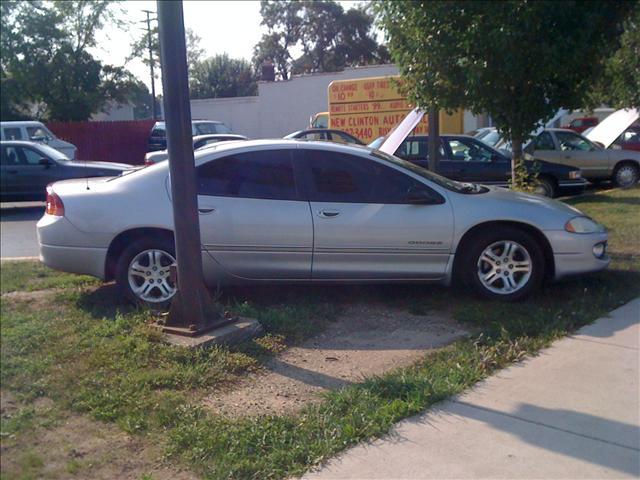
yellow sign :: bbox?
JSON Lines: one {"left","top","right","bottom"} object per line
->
{"left": 327, "top": 76, "right": 463, "bottom": 143}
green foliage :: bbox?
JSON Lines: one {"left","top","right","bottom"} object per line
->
{"left": 0, "top": 0, "right": 145, "bottom": 121}
{"left": 189, "top": 54, "right": 258, "bottom": 99}
{"left": 588, "top": 3, "right": 640, "bottom": 108}
{"left": 253, "top": 0, "right": 390, "bottom": 80}
{"left": 376, "top": 0, "right": 635, "bottom": 182}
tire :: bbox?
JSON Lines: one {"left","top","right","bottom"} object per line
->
{"left": 115, "top": 237, "right": 177, "bottom": 308}
{"left": 612, "top": 162, "right": 639, "bottom": 188}
{"left": 461, "top": 226, "right": 545, "bottom": 302}
{"left": 533, "top": 176, "right": 556, "bottom": 198}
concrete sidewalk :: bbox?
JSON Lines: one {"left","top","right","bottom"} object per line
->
{"left": 303, "top": 299, "right": 640, "bottom": 479}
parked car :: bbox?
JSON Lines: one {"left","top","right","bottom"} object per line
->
{"left": 284, "top": 128, "right": 364, "bottom": 145}
{"left": 521, "top": 128, "right": 640, "bottom": 187}
{"left": 1, "top": 141, "right": 132, "bottom": 201}
{"left": 144, "top": 134, "right": 248, "bottom": 165}
{"left": 38, "top": 139, "right": 608, "bottom": 306}
{"left": 147, "top": 120, "right": 233, "bottom": 152}
{"left": 561, "top": 116, "right": 599, "bottom": 133}
{"left": 1, "top": 121, "right": 77, "bottom": 159}
{"left": 369, "top": 134, "right": 586, "bottom": 198}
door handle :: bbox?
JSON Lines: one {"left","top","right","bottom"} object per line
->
{"left": 198, "top": 207, "right": 216, "bottom": 214}
{"left": 318, "top": 210, "right": 340, "bottom": 218}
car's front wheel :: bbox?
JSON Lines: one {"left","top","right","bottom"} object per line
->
{"left": 115, "top": 237, "right": 177, "bottom": 308}
{"left": 462, "top": 226, "right": 544, "bottom": 301}
{"left": 612, "top": 162, "right": 639, "bottom": 188}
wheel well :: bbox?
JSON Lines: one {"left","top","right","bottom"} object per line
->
{"left": 613, "top": 159, "right": 640, "bottom": 172}
{"left": 452, "top": 221, "right": 555, "bottom": 283}
{"left": 105, "top": 228, "right": 174, "bottom": 281}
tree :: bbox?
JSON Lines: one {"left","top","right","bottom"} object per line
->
{"left": 253, "top": 0, "right": 389, "bottom": 80}
{"left": 588, "top": 3, "right": 640, "bottom": 108}
{"left": 1, "top": 0, "right": 142, "bottom": 121}
{"left": 376, "top": 1, "right": 634, "bottom": 184}
{"left": 189, "top": 54, "right": 257, "bottom": 99}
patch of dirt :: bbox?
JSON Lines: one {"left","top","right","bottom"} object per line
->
{"left": 1, "top": 408, "right": 199, "bottom": 480}
{"left": 204, "top": 303, "right": 467, "bottom": 417}
{"left": 1, "top": 289, "right": 58, "bottom": 308}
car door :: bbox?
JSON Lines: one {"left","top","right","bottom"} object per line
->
{"left": 553, "top": 130, "right": 610, "bottom": 178}
{"left": 302, "top": 148, "right": 454, "bottom": 280}
{"left": 2, "top": 145, "right": 57, "bottom": 198}
{"left": 195, "top": 148, "right": 313, "bottom": 280}
{"left": 439, "top": 137, "right": 509, "bottom": 184}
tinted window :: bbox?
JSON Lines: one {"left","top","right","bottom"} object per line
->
{"left": 197, "top": 150, "right": 297, "bottom": 200}
{"left": 3, "top": 128, "right": 23, "bottom": 140}
{"left": 301, "top": 131, "right": 326, "bottom": 141}
{"left": 2, "top": 146, "right": 45, "bottom": 166}
{"left": 396, "top": 138, "right": 445, "bottom": 160}
{"left": 446, "top": 138, "right": 494, "bottom": 162}
{"left": 151, "top": 127, "right": 165, "bottom": 138}
{"left": 534, "top": 131, "right": 555, "bottom": 150}
{"left": 195, "top": 123, "right": 232, "bottom": 135}
{"left": 306, "top": 150, "right": 427, "bottom": 204}
{"left": 556, "top": 131, "right": 595, "bottom": 151}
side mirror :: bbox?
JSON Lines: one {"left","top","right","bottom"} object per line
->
{"left": 38, "top": 158, "right": 53, "bottom": 167}
{"left": 406, "top": 186, "right": 443, "bottom": 205}
{"left": 593, "top": 141, "right": 605, "bottom": 149}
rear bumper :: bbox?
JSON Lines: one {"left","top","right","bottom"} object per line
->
{"left": 39, "top": 243, "right": 107, "bottom": 279}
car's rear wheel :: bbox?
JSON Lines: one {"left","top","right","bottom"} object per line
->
{"left": 115, "top": 237, "right": 177, "bottom": 308}
{"left": 462, "top": 226, "right": 544, "bottom": 301}
{"left": 612, "top": 162, "right": 639, "bottom": 188}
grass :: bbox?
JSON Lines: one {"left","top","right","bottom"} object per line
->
{"left": 1, "top": 187, "right": 638, "bottom": 479}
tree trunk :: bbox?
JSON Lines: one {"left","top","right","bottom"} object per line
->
{"left": 511, "top": 135, "right": 523, "bottom": 186}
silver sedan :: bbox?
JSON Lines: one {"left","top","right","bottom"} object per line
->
{"left": 37, "top": 140, "right": 609, "bottom": 305}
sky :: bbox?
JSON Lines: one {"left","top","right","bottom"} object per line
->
{"left": 92, "top": 1, "right": 368, "bottom": 92}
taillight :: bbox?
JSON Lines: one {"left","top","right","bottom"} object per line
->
{"left": 45, "top": 185, "right": 65, "bottom": 216}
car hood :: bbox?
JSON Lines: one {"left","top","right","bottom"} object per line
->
{"left": 479, "top": 185, "right": 583, "bottom": 217}
{"left": 586, "top": 108, "right": 639, "bottom": 148}
{"left": 378, "top": 108, "right": 425, "bottom": 154}
{"left": 64, "top": 160, "right": 133, "bottom": 170}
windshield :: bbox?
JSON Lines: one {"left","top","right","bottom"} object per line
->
{"left": 195, "top": 122, "right": 232, "bottom": 135}
{"left": 37, "top": 143, "right": 70, "bottom": 161}
{"left": 369, "top": 149, "right": 484, "bottom": 194}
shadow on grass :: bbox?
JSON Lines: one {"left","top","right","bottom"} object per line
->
{"left": 74, "top": 283, "right": 136, "bottom": 320}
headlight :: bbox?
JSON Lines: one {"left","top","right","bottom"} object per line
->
{"left": 568, "top": 170, "right": 581, "bottom": 179}
{"left": 565, "top": 216, "right": 605, "bottom": 234}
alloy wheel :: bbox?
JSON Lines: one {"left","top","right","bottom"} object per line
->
{"left": 127, "top": 249, "right": 177, "bottom": 303}
{"left": 477, "top": 240, "right": 532, "bottom": 295}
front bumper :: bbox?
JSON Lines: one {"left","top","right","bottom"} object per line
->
{"left": 546, "top": 230, "right": 610, "bottom": 280}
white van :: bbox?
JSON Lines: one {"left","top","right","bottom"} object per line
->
{"left": 0, "top": 121, "right": 77, "bottom": 159}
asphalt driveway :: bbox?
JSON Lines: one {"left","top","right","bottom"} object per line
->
{"left": 0, "top": 202, "right": 43, "bottom": 258}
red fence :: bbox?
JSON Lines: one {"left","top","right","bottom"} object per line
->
{"left": 47, "top": 120, "right": 156, "bottom": 165}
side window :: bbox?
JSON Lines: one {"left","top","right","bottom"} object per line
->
{"left": 305, "top": 150, "right": 427, "bottom": 204}
{"left": 397, "top": 138, "right": 444, "bottom": 160}
{"left": 26, "top": 126, "right": 50, "bottom": 140}
{"left": 3, "top": 128, "right": 23, "bottom": 140}
{"left": 446, "top": 138, "right": 493, "bottom": 162}
{"left": 21, "top": 147, "right": 46, "bottom": 165}
{"left": 556, "top": 131, "right": 593, "bottom": 151}
{"left": 197, "top": 150, "right": 297, "bottom": 201}
{"left": 533, "top": 132, "right": 555, "bottom": 150}
{"left": 302, "top": 132, "right": 326, "bottom": 141}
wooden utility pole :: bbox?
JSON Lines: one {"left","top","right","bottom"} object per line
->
{"left": 156, "top": 0, "right": 225, "bottom": 335}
